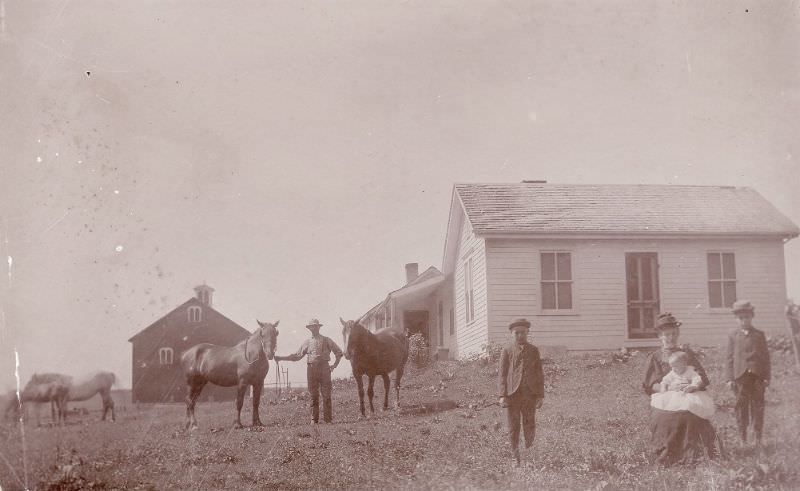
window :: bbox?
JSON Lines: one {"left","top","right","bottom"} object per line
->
{"left": 188, "top": 306, "right": 201, "bottom": 323}
{"left": 449, "top": 307, "right": 455, "bottom": 335}
{"left": 159, "top": 347, "right": 174, "bottom": 365}
{"left": 385, "top": 304, "right": 392, "bottom": 328}
{"left": 708, "top": 252, "right": 736, "bottom": 308}
{"left": 376, "top": 313, "right": 384, "bottom": 330}
{"left": 541, "top": 252, "right": 573, "bottom": 310}
{"left": 464, "top": 258, "right": 475, "bottom": 323}
{"left": 437, "top": 300, "right": 444, "bottom": 345}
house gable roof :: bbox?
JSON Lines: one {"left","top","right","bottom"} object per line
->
{"left": 454, "top": 183, "right": 799, "bottom": 237}
{"left": 128, "top": 297, "right": 251, "bottom": 343}
{"left": 359, "top": 266, "right": 444, "bottom": 323}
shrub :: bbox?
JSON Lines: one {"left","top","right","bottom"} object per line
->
{"left": 408, "top": 333, "right": 429, "bottom": 368}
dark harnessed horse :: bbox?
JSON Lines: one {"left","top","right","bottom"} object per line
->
{"left": 340, "top": 318, "right": 409, "bottom": 417}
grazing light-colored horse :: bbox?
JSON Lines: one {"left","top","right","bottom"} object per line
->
{"left": 7, "top": 380, "right": 70, "bottom": 424}
{"left": 28, "top": 371, "right": 117, "bottom": 422}
{"left": 340, "top": 318, "right": 408, "bottom": 417}
{"left": 181, "top": 320, "right": 279, "bottom": 429}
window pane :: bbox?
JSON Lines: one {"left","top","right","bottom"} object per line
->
{"left": 723, "top": 281, "right": 737, "bottom": 308}
{"left": 708, "top": 281, "right": 722, "bottom": 308}
{"left": 628, "top": 307, "right": 641, "bottom": 332}
{"left": 557, "top": 282, "right": 572, "bottom": 309}
{"left": 542, "top": 282, "right": 556, "bottom": 309}
{"left": 641, "top": 258, "right": 654, "bottom": 301}
{"left": 557, "top": 253, "right": 572, "bottom": 280}
{"left": 449, "top": 308, "right": 454, "bottom": 335}
{"left": 707, "top": 253, "right": 721, "bottom": 280}
{"left": 541, "top": 253, "right": 556, "bottom": 281}
{"left": 626, "top": 256, "right": 640, "bottom": 301}
{"left": 643, "top": 308, "right": 655, "bottom": 331}
{"left": 722, "top": 253, "right": 736, "bottom": 280}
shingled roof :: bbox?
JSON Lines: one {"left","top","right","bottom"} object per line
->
{"left": 455, "top": 183, "right": 799, "bottom": 237}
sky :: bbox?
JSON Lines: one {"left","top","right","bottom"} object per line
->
{"left": 1, "top": 1, "right": 798, "bottom": 391}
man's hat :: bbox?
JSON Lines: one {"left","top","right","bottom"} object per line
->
{"left": 305, "top": 318, "right": 323, "bottom": 329}
{"left": 508, "top": 318, "right": 531, "bottom": 330}
{"left": 732, "top": 300, "right": 755, "bottom": 315}
{"left": 656, "top": 313, "right": 682, "bottom": 331}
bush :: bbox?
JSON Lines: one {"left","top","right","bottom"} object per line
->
{"left": 767, "top": 335, "right": 796, "bottom": 354}
{"left": 408, "top": 333, "right": 429, "bottom": 368}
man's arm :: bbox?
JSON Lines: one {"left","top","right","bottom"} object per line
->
{"left": 275, "top": 341, "right": 307, "bottom": 362}
{"left": 726, "top": 332, "right": 735, "bottom": 383}
{"left": 760, "top": 331, "right": 771, "bottom": 384}
{"left": 498, "top": 347, "right": 510, "bottom": 398}
{"left": 328, "top": 338, "right": 344, "bottom": 370}
{"left": 532, "top": 348, "right": 545, "bottom": 408}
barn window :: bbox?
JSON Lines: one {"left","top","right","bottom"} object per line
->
{"left": 437, "top": 300, "right": 444, "bottom": 345}
{"left": 188, "top": 306, "right": 202, "bottom": 323}
{"left": 376, "top": 313, "right": 385, "bottom": 330}
{"left": 707, "top": 252, "right": 737, "bottom": 308}
{"left": 541, "top": 252, "right": 573, "bottom": 310}
{"left": 385, "top": 304, "right": 392, "bottom": 329}
{"left": 464, "top": 258, "right": 475, "bottom": 323}
{"left": 159, "top": 347, "right": 174, "bottom": 365}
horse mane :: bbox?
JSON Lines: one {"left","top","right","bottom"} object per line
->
{"left": 349, "top": 322, "right": 382, "bottom": 353}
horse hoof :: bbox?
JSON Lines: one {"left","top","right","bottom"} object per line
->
{"left": 233, "top": 423, "right": 244, "bottom": 429}
{"left": 252, "top": 422, "right": 265, "bottom": 428}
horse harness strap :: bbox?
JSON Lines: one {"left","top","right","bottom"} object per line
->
{"left": 244, "top": 336, "right": 266, "bottom": 364}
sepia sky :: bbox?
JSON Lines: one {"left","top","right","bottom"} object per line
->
{"left": 1, "top": 1, "right": 798, "bottom": 391}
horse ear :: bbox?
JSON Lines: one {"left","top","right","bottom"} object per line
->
{"left": 256, "top": 319, "right": 263, "bottom": 327}
{"left": 273, "top": 320, "right": 279, "bottom": 327}
{"left": 340, "top": 317, "right": 346, "bottom": 326}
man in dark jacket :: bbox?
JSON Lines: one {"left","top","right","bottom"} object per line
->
{"left": 726, "top": 300, "right": 771, "bottom": 446}
{"left": 498, "top": 318, "right": 545, "bottom": 467}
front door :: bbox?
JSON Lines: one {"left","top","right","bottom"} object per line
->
{"left": 625, "top": 253, "right": 660, "bottom": 339}
{"left": 403, "top": 310, "right": 430, "bottom": 344}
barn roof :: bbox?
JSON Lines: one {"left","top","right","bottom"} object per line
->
{"left": 128, "top": 297, "right": 251, "bottom": 343}
{"left": 454, "top": 183, "right": 799, "bottom": 237}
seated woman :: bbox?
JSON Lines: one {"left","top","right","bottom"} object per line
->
{"left": 642, "top": 313, "right": 719, "bottom": 465}
{"left": 650, "top": 351, "right": 715, "bottom": 420}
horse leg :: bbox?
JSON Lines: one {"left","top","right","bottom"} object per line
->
{"left": 251, "top": 383, "right": 264, "bottom": 427}
{"left": 395, "top": 367, "right": 405, "bottom": 410}
{"left": 367, "top": 375, "right": 376, "bottom": 415}
{"left": 185, "top": 380, "right": 205, "bottom": 430}
{"left": 381, "top": 374, "right": 390, "bottom": 411}
{"left": 355, "top": 373, "right": 365, "bottom": 418}
{"left": 101, "top": 389, "right": 115, "bottom": 422}
{"left": 234, "top": 383, "right": 247, "bottom": 429}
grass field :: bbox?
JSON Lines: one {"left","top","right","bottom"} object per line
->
{"left": 1, "top": 343, "right": 798, "bottom": 490}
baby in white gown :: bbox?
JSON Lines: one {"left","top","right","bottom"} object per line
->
{"left": 650, "top": 351, "right": 715, "bottom": 419}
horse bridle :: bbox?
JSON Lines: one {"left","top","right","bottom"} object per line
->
{"left": 244, "top": 330, "right": 271, "bottom": 365}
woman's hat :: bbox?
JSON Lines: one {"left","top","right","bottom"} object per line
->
{"left": 656, "top": 313, "right": 682, "bottom": 330}
{"left": 732, "top": 300, "right": 755, "bottom": 315}
{"left": 508, "top": 318, "right": 531, "bottom": 330}
{"left": 305, "top": 318, "right": 323, "bottom": 329}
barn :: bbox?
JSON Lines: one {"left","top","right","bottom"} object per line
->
{"left": 437, "top": 182, "right": 799, "bottom": 357}
{"left": 128, "top": 285, "right": 251, "bottom": 403}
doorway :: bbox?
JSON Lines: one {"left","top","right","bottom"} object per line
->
{"left": 625, "top": 253, "right": 660, "bottom": 339}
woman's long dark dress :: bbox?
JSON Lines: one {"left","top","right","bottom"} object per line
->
{"left": 642, "top": 346, "right": 719, "bottom": 465}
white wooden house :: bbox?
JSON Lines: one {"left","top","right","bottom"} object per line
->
{"left": 439, "top": 183, "right": 799, "bottom": 357}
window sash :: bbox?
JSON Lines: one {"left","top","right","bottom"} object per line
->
{"left": 541, "top": 252, "right": 573, "bottom": 310}
{"left": 707, "top": 253, "right": 737, "bottom": 308}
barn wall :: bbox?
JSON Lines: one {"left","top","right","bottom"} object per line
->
{"left": 484, "top": 237, "right": 789, "bottom": 350}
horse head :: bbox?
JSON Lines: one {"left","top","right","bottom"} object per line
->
{"left": 253, "top": 320, "right": 280, "bottom": 361}
{"left": 340, "top": 317, "right": 364, "bottom": 360}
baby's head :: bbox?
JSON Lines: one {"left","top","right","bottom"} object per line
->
{"left": 668, "top": 351, "right": 689, "bottom": 374}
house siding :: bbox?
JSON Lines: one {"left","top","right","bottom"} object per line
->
{"left": 485, "top": 238, "right": 788, "bottom": 350}
{"left": 453, "top": 212, "right": 488, "bottom": 358}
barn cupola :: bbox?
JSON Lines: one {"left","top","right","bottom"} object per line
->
{"left": 194, "top": 284, "right": 215, "bottom": 307}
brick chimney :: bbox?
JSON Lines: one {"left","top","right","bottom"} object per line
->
{"left": 405, "top": 263, "right": 419, "bottom": 284}
{"left": 194, "top": 284, "right": 214, "bottom": 307}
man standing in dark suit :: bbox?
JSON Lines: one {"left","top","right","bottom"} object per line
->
{"left": 726, "top": 300, "right": 771, "bottom": 446}
{"left": 498, "top": 318, "right": 545, "bottom": 467}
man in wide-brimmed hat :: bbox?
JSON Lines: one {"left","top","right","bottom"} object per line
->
{"left": 498, "top": 318, "right": 544, "bottom": 468}
{"left": 275, "top": 319, "right": 343, "bottom": 424}
{"left": 726, "top": 300, "right": 771, "bottom": 446}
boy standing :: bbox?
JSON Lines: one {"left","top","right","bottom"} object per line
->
{"left": 498, "top": 318, "right": 545, "bottom": 467}
{"left": 726, "top": 300, "right": 771, "bottom": 446}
